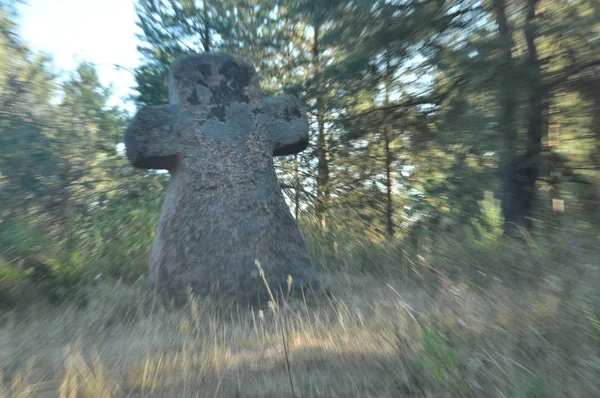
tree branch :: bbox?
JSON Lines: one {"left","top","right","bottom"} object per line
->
{"left": 334, "top": 76, "right": 465, "bottom": 122}
{"left": 279, "top": 183, "right": 317, "bottom": 200}
{"left": 547, "top": 59, "right": 600, "bottom": 88}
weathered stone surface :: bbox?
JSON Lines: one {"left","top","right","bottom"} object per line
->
{"left": 124, "top": 53, "right": 318, "bottom": 305}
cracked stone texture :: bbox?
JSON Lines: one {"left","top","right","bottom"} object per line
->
{"left": 124, "top": 53, "right": 319, "bottom": 305}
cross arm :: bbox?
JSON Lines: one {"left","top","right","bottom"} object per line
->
{"left": 124, "top": 105, "right": 182, "bottom": 171}
{"left": 261, "top": 95, "right": 309, "bottom": 156}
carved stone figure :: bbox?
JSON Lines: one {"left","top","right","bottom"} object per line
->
{"left": 125, "top": 53, "right": 318, "bottom": 305}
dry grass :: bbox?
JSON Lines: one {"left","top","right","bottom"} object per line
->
{"left": 1, "top": 235, "right": 599, "bottom": 397}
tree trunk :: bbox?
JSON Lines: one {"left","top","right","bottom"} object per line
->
{"left": 494, "top": 0, "right": 524, "bottom": 234}
{"left": 202, "top": 0, "right": 211, "bottom": 52}
{"left": 384, "top": 53, "right": 394, "bottom": 238}
{"left": 384, "top": 126, "right": 394, "bottom": 238}
{"left": 547, "top": 124, "right": 564, "bottom": 231}
{"left": 520, "top": 0, "right": 546, "bottom": 231}
{"left": 313, "top": 23, "right": 330, "bottom": 227}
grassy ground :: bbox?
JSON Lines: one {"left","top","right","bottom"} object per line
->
{"left": 1, "top": 232, "right": 599, "bottom": 397}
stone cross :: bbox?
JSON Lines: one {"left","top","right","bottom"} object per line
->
{"left": 125, "top": 53, "right": 318, "bottom": 305}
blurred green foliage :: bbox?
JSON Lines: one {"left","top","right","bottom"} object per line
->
{"left": 473, "top": 191, "right": 504, "bottom": 243}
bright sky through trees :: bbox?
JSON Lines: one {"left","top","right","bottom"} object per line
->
{"left": 18, "top": 0, "right": 140, "bottom": 113}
